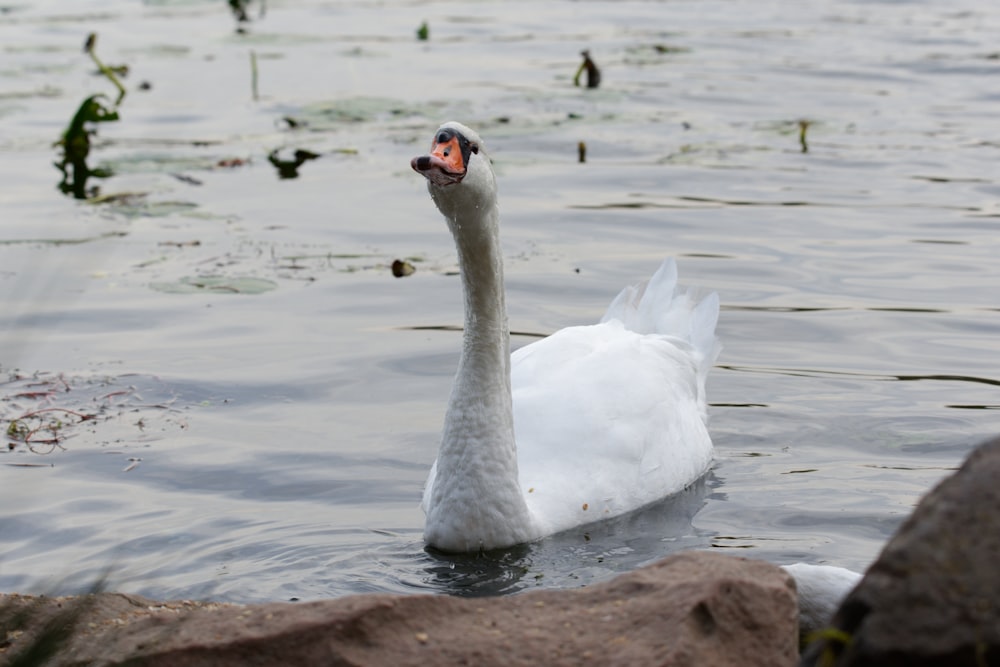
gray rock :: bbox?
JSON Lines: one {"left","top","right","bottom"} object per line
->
{"left": 1, "top": 551, "right": 798, "bottom": 667}
{"left": 800, "top": 436, "right": 1000, "bottom": 667}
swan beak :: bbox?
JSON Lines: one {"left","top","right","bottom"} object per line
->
{"left": 411, "top": 134, "right": 467, "bottom": 186}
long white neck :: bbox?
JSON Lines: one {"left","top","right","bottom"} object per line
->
{"left": 423, "top": 192, "right": 537, "bottom": 551}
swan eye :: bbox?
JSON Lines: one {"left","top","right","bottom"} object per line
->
{"left": 470, "top": 143, "right": 479, "bottom": 154}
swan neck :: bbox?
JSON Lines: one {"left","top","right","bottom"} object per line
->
{"left": 447, "top": 201, "right": 512, "bottom": 432}
{"left": 425, "top": 198, "right": 537, "bottom": 550}
{"left": 455, "top": 209, "right": 510, "bottom": 375}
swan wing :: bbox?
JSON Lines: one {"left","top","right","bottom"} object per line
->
{"left": 510, "top": 261, "right": 719, "bottom": 535}
{"left": 511, "top": 324, "right": 712, "bottom": 534}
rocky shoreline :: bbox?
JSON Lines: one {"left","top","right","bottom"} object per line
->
{"left": 1, "top": 552, "right": 798, "bottom": 666}
{"left": 3, "top": 436, "right": 998, "bottom": 667}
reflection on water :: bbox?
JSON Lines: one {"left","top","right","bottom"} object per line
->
{"left": 54, "top": 94, "right": 118, "bottom": 199}
{"left": 422, "top": 545, "right": 535, "bottom": 597}
{"left": 416, "top": 477, "right": 710, "bottom": 598}
{"left": 1, "top": 0, "right": 1000, "bottom": 603}
{"left": 719, "top": 363, "right": 1000, "bottom": 390}
{"left": 267, "top": 148, "right": 320, "bottom": 180}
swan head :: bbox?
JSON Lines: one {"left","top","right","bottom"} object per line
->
{"left": 411, "top": 122, "right": 496, "bottom": 222}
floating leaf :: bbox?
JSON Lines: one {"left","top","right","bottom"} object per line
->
{"left": 294, "top": 96, "right": 433, "bottom": 130}
{"left": 0, "top": 231, "right": 128, "bottom": 246}
{"left": 149, "top": 275, "right": 278, "bottom": 295}
{"left": 652, "top": 44, "right": 690, "bottom": 54}
{"left": 87, "top": 194, "right": 199, "bottom": 218}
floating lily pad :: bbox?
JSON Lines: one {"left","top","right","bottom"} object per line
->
{"left": 120, "top": 43, "right": 191, "bottom": 58}
{"left": 88, "top": 193, "right": 200, "bottom": 218}
{"left": 104, "top": 152, "right": 223, "bottom": 175}
{"left": 623, "top": 43, "right": 692, "bottom": 66}
{"left": 288, "top": 96, "right": 439, "bottom": 130}
{"left": 149, "top": 275, "right": 278, "bottom": 295}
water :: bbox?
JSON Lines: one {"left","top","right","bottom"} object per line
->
{"left": 1, "top": 0, "right": 999, "bottom": 603}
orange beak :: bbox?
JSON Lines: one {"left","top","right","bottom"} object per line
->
{"left": 411, "top": 133, "right": 468, "bottom": 186}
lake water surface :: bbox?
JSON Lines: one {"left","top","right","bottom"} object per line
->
{"left": 2, "top": 0, "right": 999, "bottom": 602}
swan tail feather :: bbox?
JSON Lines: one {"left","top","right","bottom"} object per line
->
{"left": 600, "top": 259, "right": 721, "bottom": 381}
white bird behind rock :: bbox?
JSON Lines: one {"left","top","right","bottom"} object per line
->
{"left": 784, "top": 562, "right": 863, "bottom": 636}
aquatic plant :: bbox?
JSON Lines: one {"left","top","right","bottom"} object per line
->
{"left": 84, "top": 32, "right": 125, "bottom": 107}
{"left": 268, "top": 148, "right": 320, "bottom": 179}
{"left": 573, "top": 50, "right": 601, "bottom": 88}
{"left": 229, "top": 0, "right": 265, "bottom": 32}
{"left": 229, "top": 0, "right": 267, "bottom": 35}
{"left": 53, "top": 34, "right": 128, "bottom": 200}
{"left": 1, "top": 370, "right": 180, "bottom": 459}
{"left": 5, "top": 407, "right": 94, "bottom": 455}
{"left": 250, "top": 50, "right": 260, "bottom": 101}
{"left": 799, "top": 119, "right": 812, "bottom": 153}
{"left": 229, "top": 0, "right": 251, "bottom": 23}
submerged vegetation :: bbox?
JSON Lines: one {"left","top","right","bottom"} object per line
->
{"left": 1, "top": 370, "right": 187, "bottom": 463}
{"left": 5, "top": 406, "right": 94, "bottom": 455}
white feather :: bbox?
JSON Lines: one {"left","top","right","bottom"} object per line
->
{"left": 783, "top": 563, "right": 863, "bottom": 636}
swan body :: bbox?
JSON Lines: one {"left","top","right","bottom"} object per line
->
{"left": 412, "top": 122, "right": 720, "bottom": 552}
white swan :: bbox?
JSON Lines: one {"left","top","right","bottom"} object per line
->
{"left": 783, "top": 563, "right": 862, "bottom": 636}
{"left": 410, "top": 122, "right": 720, "bottom": 552}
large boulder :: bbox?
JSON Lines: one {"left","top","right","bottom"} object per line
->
{"left": 800, "top": 436, "right": 1000, "bottom": 667}
{"left": 1, "top": 551, "right": 798, "bottom": 667}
